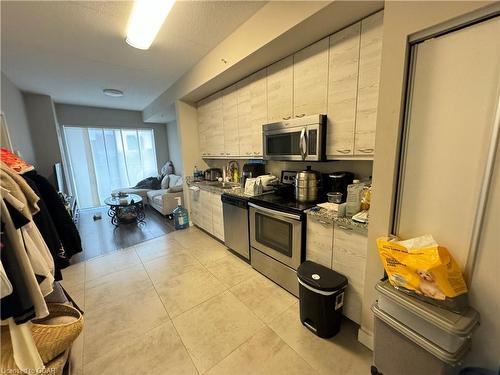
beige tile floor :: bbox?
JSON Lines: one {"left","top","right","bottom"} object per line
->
{"left": 61, "top": 226, "right": 372, "bottom": 375}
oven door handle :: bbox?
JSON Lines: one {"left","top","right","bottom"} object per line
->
{"left": 299, "top": 127, "right": 307, "bottom": 160}
{"left": 248, "top": 203, "right": 302, "bottom": 221}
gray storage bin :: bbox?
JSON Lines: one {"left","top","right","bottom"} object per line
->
{"left": 376, "top": 281, "right": 479, "bottom": 352}
{"left": 372, "top": 304, "right": 470, "bottom": 375}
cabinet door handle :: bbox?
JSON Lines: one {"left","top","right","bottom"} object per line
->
{"left": 226, "top": 153, "right": 230, "bottom": 155}
{"left": 338, "top": 225, "right": 353, "bottom": 231}
{"left": 336, "top": 149, "right": 351, "bottom": 154}
{"left": 246, "top": 152, "right": 251, "bottom": 155}
{"left": 295, "top": 113, "right": 306, "bottom": 118}
{"left": 357, "top": 148, "right": 374, "bottom": 153}
{"left": 282, "top": 116, "right": 291, "bottom": 120}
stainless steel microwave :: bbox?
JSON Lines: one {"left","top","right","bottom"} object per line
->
{"left": 262, "top": 114, "right": 327, "bottom": 161}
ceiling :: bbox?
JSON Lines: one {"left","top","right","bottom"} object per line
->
{"left": 0, "top": 1, "right": 265, "bottom": 112}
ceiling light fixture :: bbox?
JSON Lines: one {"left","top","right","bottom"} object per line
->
{"left": 103, "top": 88, "right": 124, "bottom": 97}
{"left": 125, "top": 0, "right": 175, "bottom": 50}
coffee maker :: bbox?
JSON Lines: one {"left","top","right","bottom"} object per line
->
{"left": 240, "top": 163, "right": 265, "bottom": 187}
{"left": 324, "top": 171, "right": 354, "bottom": 203}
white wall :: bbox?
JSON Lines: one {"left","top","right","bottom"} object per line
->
{"left": 362, "top": 1, "right": 498, "bottom": 368}
{"left": 0, "top": 72, "right": 36, "bottom": 163}
{"left": 55, "top": 103, "right": 169, "bottom": 171}
{"left": 166, "top": 120, "right": 183, "bottom": 175}
{"left": 23, "top": 93, "right": 63, "bottom": 183}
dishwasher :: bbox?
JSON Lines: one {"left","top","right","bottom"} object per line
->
{"left": 221, "top": 194, "right": 250, "bottom": 260}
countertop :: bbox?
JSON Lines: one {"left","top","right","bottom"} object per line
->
{"left": 305, "top": 207, "right": 369, "bottom": 234}
{"left": 186, "top": 177, "right": 248, "bottom": 198}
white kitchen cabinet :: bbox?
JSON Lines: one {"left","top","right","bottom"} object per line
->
{"left": 205, "top": 92, "right": 224, "bottom": 158}
{"left": 197, "top": 98, "right": 210, "bottom": 158}
{"left": 355, "top": 11, "right": 383, "bottom": 156}
{"left": 238, "top": 69, "right": 266, "bottom": 158}
{"left": 198, "top": 93, "right": 224, "bottom": 158}
{"left": 327, "top": 22, "right": 361, "bottom": 158}
{"left": 293, "top": 37, "right": 329, "bottom": 117}
{"left": 199, "top": 189, "right": 213, "bottom": 233}
{"left": 188, "top": 187, "right": 201, "bottom": 227}
{"left": 332, "top": 224, "right": 368, "bottom": 324}
{"left": 267, "top": 56, "right": 293, "bottom": 123}
{"left": 210, "top": 192, "right": 224, "bottom": 241}
{"left": 306, "top": 215, "right": 333, "bottom": 268}
{"left": 222, "top": 84, "right": 239, "bottom": 157}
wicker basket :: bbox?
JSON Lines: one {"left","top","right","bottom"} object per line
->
{"left": 32, "top": 303, "right": 84, "bottom": 363}
{"left": 1, "top": 303, "right": 84, "bottom": 370}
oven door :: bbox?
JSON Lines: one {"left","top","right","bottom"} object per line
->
{"left": 249, "top": 203, "right": 303, "bottom": 269}
{"left": 263, "top": 124, "right": 321, "bottom": 161}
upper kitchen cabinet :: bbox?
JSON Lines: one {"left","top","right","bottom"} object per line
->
{"left": 222, "top": 84, "right": 239, "bottom": 157}
{"left": 197, "top": 97, "right": 210, "bottom": 157}
{"left": 206, "top": 92, "right": 224, "bottom": 157}
{"left": 355, "top": 11, "right": 383, "bottom": 156}
{"left": 293, "top": 37, "right": 329, "bottom": 117}
{"left": 238, "top": 69, "right": 267, "bottom": 157}
{"left": 267, "top": 56, "right": 293, "bottom": 123}
{"left": 198, "top": 92, "right": 224, "bottom": 158}
{"left": 326, "top": 22, "right": 361, "bottom": 158}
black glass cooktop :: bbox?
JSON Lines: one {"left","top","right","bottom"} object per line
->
{"left": 249, "top": 187, "right": 318, "bottom": 215}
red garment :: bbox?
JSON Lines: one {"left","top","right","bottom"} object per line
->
{"left": 0, "top": 148, "right": 34, "bottom": 174}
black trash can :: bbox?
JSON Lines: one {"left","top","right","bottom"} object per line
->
{"left": 297, "top": 260, "right": 348, "bottom": 338}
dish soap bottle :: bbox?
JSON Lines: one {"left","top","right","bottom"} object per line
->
{"left": 173, "top": 197, "right": 189, "bottom": 230}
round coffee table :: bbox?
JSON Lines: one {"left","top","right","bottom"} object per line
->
{"left": 104, "top": 194, "right": 145, "bottom": 226}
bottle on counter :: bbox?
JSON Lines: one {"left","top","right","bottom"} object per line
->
{"left": 360, "top": 183, "right": 371, "bottom": 211}
{"left": 345, "top": 179, "right": 365, "bottom": 218}
{"left": 193, "top": 166, "right": 199, "bottom": 180}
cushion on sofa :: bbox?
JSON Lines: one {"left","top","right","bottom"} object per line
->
{"left": 161, "top": 175, "right": 169, "bottom": 189}
{"left": 146, "top": 189, "right": 167, "bottom": 200}
{"left": 168, "top": 174, "right": 183, "bottom": 188}
{"left": 166, "top": 185, "right": 183, "bottom": 193}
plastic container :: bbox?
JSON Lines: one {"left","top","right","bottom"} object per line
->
{"left": 297, "top": 261, "right": 348, "bottom": 338}
{"left": 173, "top": 197, "right": 189, "bottom": 230}
{"left": 372, "top": 304, "right": 471, "bottom": 375}
{"left": 376, "top": 281, "right": 479, "bottom": 353}
{"left": 327, "top": 192, "right": 343, "bottom": 203}
{"left": 345, "top": 179, "right": 364, "bottom": 218}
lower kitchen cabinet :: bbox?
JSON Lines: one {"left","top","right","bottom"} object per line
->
{"left": 306, "top": 215, "right": 334, "bottom": 268}
{"left": 305, "top": 214, "right": 368, "bottom": 324}
{"left": 332, "top": 224, "right": 368, "bottom": 324}
{"left": 211, "top": 191, "right": 224, "bottom": 241}
{"left": 188, "top": 188, "right": 201, "bottom": 227}
{"left": 188, "top": 187, "right": 224, "bottom": 242}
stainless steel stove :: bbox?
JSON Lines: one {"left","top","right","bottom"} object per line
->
{"left": 248, "top": 171, "right": 318, "bottom": 297}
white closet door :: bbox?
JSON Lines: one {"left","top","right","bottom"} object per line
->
{"left": 396, "top": 16, "right": 500, "bottom": 270}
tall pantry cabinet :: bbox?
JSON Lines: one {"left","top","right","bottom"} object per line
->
{"left": 326, "top": 11, "right": 383, "bottom": 158}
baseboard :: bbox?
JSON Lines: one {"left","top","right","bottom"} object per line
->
{"left": 358, "top": 327, "right": 374, "bottom": 350}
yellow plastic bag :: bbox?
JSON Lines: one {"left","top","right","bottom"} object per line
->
{"left": 376, "top": 235, "right": 468, "bottom": 301}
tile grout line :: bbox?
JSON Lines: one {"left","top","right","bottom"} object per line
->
{"left": 135, "top": 245, "right": 202, "bottom": 375}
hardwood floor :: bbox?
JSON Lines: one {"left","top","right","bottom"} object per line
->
{"left": 72, "top": 205, "right": 175, "bottom": 263}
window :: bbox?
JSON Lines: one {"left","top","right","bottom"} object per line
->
{"left": 63, "top": 126, "right": 157, "bottom": 209}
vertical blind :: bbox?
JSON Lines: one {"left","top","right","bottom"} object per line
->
{"left": 63, "top": 126, "right": 157, "bottom": 208}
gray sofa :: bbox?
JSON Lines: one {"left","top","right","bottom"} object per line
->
{"left": 113, "top": 174, "right": 184, "bottom": 216}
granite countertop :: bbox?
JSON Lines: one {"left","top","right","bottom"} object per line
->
{"left": 186, "top": 178, "right": 248, "bottom": 198}
{"left": 305, "top": 207, "right": 369, "bottom": 234}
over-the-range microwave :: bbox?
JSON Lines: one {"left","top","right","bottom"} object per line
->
{"left": 262, "top": 114, "right": 327, "bottom": 161}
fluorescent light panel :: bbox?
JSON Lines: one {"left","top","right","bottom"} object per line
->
{"left": 126, "top": 0, "right": 175, "bottom": 50}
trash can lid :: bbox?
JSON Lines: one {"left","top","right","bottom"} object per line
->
{"left": 297, "top": 261, "right": 348, "bottom": 292}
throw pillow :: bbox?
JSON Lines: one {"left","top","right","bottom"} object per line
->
{"left": 161, "top": 175, "right": 170, "bottom": 189}
{"left": 168, "top": 174, "right": 183, "bottom": 188}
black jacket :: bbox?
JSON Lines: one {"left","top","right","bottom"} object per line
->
{"left": 23, "top": 171, "right": 82, "bottom": 259}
